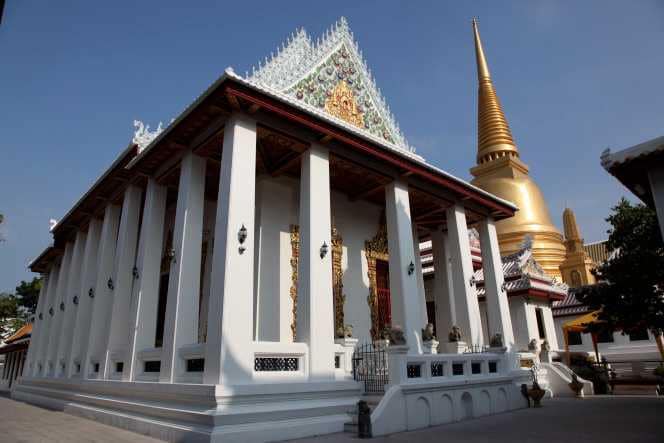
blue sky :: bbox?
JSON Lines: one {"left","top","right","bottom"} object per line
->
{"left": 1, "top": 1, "right": 663, "bottom": 292}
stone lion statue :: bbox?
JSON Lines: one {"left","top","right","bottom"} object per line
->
{"left": 381, "top": 324, "right": 406, "bottom": 345}
{"left": 421, "top": 323, "right": 436, "bottom": 342}
{"left": 490, "top": 333, "right": 503, "bottom": 348}
{"left": 336, "top": 324, "right": 353, "bottom": 339}
{"left": 528, "top": 338, "right": 539, "bottom": 352}
{"left": 448, "top": 325, "right": 462, "bottom": 343}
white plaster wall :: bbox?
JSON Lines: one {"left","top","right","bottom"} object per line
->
{"left": 251, "top": 175, "right": 382, "bottom": 344}
{"left": 254, "top": 176, "right": 299, "bottom": 342}
{"left": 553, "top": 316, "right": 660, "bottom": 360}
{"left": 331, "top": 190, "right": 382, "bottom": 344}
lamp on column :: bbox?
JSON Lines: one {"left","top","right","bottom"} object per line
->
{"left": 132, "top": 266, "right": 140, "bottom": 279}
{"left": 88, "top": 287, "right": 95, "bottom": 298}
{"left": 59, "top": 302, "right": 65, "bottom": 312}
{"left": 38, "top": 312, "right": 43, "bottom": 320}
{"left": 238, "top": 224, "right": 248, "bottom": 254}
{"left": 320, "top": 241, "right": 329, "bottom": 259}
{"left": 107, "top": 278, "right": 114, "bottom": 290}
{"left": 73, "top": 295, "right": 79, "bottom": 305}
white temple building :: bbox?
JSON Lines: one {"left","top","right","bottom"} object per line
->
{"left": 15, "top": 18, "right": 580, "bottom": 441}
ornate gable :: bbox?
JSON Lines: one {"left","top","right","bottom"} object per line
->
{"left": 247, "top": 18, "right": 412, "bottom": 152}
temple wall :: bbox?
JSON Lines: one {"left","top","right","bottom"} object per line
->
{"left": 252, "top": 175, "right": 382, "bottom": 344}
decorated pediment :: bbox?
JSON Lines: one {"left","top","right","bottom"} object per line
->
{"left": 247, "top": 18, "right": 411, "bottom": 152}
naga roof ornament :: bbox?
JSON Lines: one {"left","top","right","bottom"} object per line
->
{"left": 247, "top": 17, "right": 413, "bottom": 152}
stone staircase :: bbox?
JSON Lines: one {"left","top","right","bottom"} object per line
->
{"left": 343, "top": 393, "right": 384, "bottom": 434}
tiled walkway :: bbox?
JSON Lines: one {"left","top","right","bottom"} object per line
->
{"left": 0, "top": 392, "right": 161, "bottom": 443}
{"left": 1, "top": 393, "right": 662, "bottom": 442}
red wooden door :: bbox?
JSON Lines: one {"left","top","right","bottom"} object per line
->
{"left": 375, "top": 260, "right": 391, "bottom": 332}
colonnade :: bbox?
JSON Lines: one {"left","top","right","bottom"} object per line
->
{"left": 25, "top": 112, "right": 515, "bottom": 387}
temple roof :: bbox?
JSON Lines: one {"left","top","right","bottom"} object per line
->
{"left": 247, "top": 17, "right": 412, "bottom": 154}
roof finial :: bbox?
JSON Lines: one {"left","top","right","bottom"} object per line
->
{"left": 472, "top": 17, "right": 491, "bottom": 80}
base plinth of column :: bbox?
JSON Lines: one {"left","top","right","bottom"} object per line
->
{"left": 13, "top": 376, "right": 361, "bottom": 442}
{"left": 441, "top": 341, "right": 467, "bottom": 354}
{"left": 422, "top": 340, "right": 439, "bottom": 354}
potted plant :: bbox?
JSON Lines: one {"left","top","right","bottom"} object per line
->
{"left": 527, "top": 364, "right": 546, "bottom": 407}
{"left": 568, "top": 373, "right": 584, "bottom": 397}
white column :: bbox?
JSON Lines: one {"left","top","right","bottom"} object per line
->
{"left": 542, "top": 306, "right": 560, "bottom": 350}
{"left": 446, "top": 204, "right": 484, "bottom": 346}
{"left": 204, "top": 115, "right": 256, "bottom": 385}
{"left": 25, "top": 273, "right": 48, "bottom": 375}
{"left": 296, "top": 144, "right": 335, "bottom": 379}
{"left": 430, "top": 230, "right": 456, "bottom": 340}
{"left": 56, "top": 229, "right": 87, "bottom": 376}
{"left": 160, "top": 152, "right": 206, "bottom": 383}
{"left": 33, "top": 263, "right": 60, "bottom": 376}
{"left": 412, "top": 224, "right": 428, "bottom": 325}
{"left": 68, "top": 218, "right": 102, "bottom": 377}
{"left": 104, "top": 185, "right": 143, "bottom": 380}
{"left": 45, "top": 241, "right": 74, "bottom": 376}
{"left": 648, "top": 165, "right": 664, "bottom": 241}
{"left": 478, "top": 217, "right": 515, "bottom": 349}
{"left": 385, "top": 180, "right": 426, "bottom": 354}
{"left": 128, "top": 178, "right": 167, "bottom": 381}
{"left": 85, "top": 204, "right": 121, "bottom": 378}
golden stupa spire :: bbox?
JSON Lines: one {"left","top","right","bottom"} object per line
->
{"left": 472, "top": 18, "right": 519, "bottom": 165}
{"left": 469, "top": 19, "right": 566, "bottom": 279}
{"left": 560, "top": 207, "right": 596, "bottom": 287}
{"left": 562, "top": 208, "right": 583, "bottom": 253}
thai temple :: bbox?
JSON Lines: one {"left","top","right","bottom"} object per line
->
{"left": 13, "top": 18, "right": 592, "bottom": 441}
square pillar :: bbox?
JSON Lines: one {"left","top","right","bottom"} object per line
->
{"left": 56, "top": 229, "right": 87, "bottom": 376}
{"left": 25, "top": 273, "right": 49, "bottom": 375}
{"left": 85, "top": 204, "right": 121, "bottom": 378}
{"left": 128, "top": 178, "right": 167, "bottom": 380}
{"left": 104, "top": 185, "right": 143, "bottom": 380}
{"left": 33, "top": 263, "right": 60, "bottom": 376}
{"left": 430, "top": 230, "right": 456, "bottom": 341}
{"left": 68, "top": 218, "right": 102, "bottom": 377}
{"left": 204, "top": 114, "right": 257, "bottom": 385}
{"left": 412, "top": 224, "right": 428, "bottom": 325}
{"left": 478, "top": 217, "right": 515, "bottom": 349}
{"left": 45, "top": 241, "right": 74, "bottom": 376}
{"left": 446, "top": 204, "right": 484, "bottom": 346}
{"left": 160, "top": 152, "right": 206, "bottom": 383}
{"left": 296, "top": 144, "right": 335, "bottom": 380}
{"left": 385, "top": 180, "right": 426, "bottom": 354}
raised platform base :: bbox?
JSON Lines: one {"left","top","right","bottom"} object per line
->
{"left": 13, "top": 377, "right": 361, "bottom": 442}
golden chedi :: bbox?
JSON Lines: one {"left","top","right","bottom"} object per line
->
{"left": 469, "top": 19, "right": 566, "bottom": 278}
{"left": 559, "top": 207, "right": 597, "bottom": 287}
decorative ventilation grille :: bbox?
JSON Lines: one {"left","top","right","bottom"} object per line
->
{"left": 407, "top": 364, "right": 421, "bottom": 378}
{"left": 452, "top": 362, "right": 464, "bottom": 376}
{"left": 471, "top": 362, "right": 482, "bottom": 374}
{"left": 489, "top": 361, "right": 498, "bottom": 373}
{"left": 186, "top": 358, "right": 205, "bottom": 372}
{"left": 254, "top": 357, "right": 299, "bottom": 372}
{"left": 335, "top": 355, "right": 341, "bottom": 369}
{"left": 431, "top": 362, "right": 444, "bottom": 377}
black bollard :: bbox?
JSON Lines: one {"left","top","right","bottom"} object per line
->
{"left": 521, "top": 383, "right": 530, "bottom": 408}
{"left": 357, "top": 400, "right": 372, "bottom": 438}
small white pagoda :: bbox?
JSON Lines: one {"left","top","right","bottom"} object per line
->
{"left": 17, "top": 18, "right": 537, "bottom": 441}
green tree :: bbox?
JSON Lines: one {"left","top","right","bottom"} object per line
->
{"left": 576, "top": 198, "right": 664, "bottom": 358}
{"left": 15, "top": 277, "right": 42, "bottom": 314}
{"left": 0, "top": 292, "right": 19, "bottom": 336}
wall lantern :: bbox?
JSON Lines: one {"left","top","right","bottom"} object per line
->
{"left": 88, "top": 287, "right": 95, "bottom": 298}
{"left": 59, "top": 302, "right": 65, "bottom": 312}
{"left": 238, "top": 224, "right": 248, "bottom": 254}
{"left": 166, "top": 247, "right": 176, "bottom": 263}
{"left": 38, "top": 312, "right": 43, "bottom": 320}
{"left": 407, "top": 261, "right": 415, "bottom": 275}
{"left": 107, "top": 278, "right": 114, "bottom": 291}
{"left": 132, "top": 266, "right": 140, "bottom": 279}
{"left": 49, "top": 307, "right": 54, "bottom": 316}
{"left": 469, "top": 275, "right": 477, "bottom": 287}
{"left": 320, "top": 241, "right": 329, "bottom": 259}
{"left": 73, "top": 295, "right": 79, "bottom": 305}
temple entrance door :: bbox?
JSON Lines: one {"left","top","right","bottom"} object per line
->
{"left": 375, "top": 259, "right": 391, "bottom": 332}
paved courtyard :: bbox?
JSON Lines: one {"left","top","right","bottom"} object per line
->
{"left": 0, "top": 393, "right": 661, "bottom": 442}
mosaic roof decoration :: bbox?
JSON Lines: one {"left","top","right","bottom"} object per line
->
{"left": 247, "top": 17, "right": 412, "bottom": 153}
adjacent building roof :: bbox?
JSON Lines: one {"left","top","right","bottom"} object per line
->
{"left": 584, "top": 240, "right": 609, "bottom": 266}
{"left": 0, "top": 322, "right": 31, "bottom": 355}
{"left": 601, "top": 135, "right": 664, "bottom": 208}
{"left": 552, "top": 291, "right": 589, "bottom": 317}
